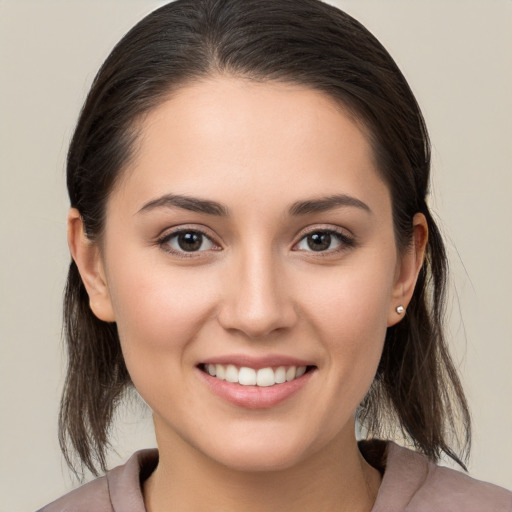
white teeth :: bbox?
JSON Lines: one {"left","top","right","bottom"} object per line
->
{"left": 275, "top": 366, "right": 286, "bottom": 384}
{"left": 238, "top": 367, "right": 257, "bottom": 385}
{"left": 286, "top": 366, "right": 296, "bottom": 382}
{"left": 296, "top": 366, "right": 307, "bottom": 378}
{"left": 256, "top": 368, "right": 275, "bottom": 387}
{"left": 205, "top": 364, "right": 309, "bottom": 386}
{"left": 215, "top": 364, "right": 226, "bottom": 380}
{"left": 225, "top": 364, "right": 238, "bottom": 383}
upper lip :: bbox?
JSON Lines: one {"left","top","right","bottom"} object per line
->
{"left": 199, "top": 354, "right": 315, "bottom": 370}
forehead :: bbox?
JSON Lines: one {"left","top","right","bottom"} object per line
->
{"left": 113, "top": 76, "right": 389, "bottom": 216}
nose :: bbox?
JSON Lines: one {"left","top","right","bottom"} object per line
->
{"left": 217, "top": 246, "right": 298, "bottom": 340}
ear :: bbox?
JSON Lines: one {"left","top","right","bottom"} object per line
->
{"left": 387, "top": 213, "right": 428, "bottom": 327}
{"left": 67, "top": 208, "right": 115, "bottom": 322}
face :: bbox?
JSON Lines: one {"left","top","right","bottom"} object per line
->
{"left": 73, "top": 76, "right": 422, "bottom": 472}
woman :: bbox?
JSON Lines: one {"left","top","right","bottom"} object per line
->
{"left": 38, "top": 0, "right": 512, "bottom": 510}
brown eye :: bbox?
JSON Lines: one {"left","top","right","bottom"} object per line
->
{"left": 177, "top": 232, "right": 203, "bottom": 251}
{"left": 296, "top": 231, "right": 341, "bottom": 252}
{"left": 162, "top": 230, "right": 216, "bottom": 253}
{"left": 295, "top": 229, "right": 354, "bottom": 254}
{"left": 306, "top": 232, "right": 332, "bottom": 251}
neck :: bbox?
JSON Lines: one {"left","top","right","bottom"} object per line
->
{"left": 143, "top": 425, "right": 381, "bottom": 512}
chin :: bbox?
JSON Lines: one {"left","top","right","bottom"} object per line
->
{"left": 213, "top": 446, "right": 305, "bottom": 473}
{"left": 196, "top": 427, "right": 321, "bottom": 473}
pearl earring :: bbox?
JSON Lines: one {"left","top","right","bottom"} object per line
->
{"left": 396, "top": 305, "right": 405, "bottom": 314}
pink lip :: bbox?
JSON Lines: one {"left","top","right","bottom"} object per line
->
{"left": 200, "top": 354, "right": 314, "bottom": 370}
{"left": 196, "top": 365, "right": 316, "bottom": 410}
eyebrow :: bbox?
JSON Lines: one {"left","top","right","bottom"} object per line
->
{"left": 138, "top": 194, "right": 230, "bottom": 216}
{"left": 138, "top": 192, "right": 371, "bottom": 216}
{"left": 288, "top": 194, "right": 371, "bottom": 215}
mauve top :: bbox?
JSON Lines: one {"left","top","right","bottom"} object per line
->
{"left": 37, "top": 440, "right": 512, "bottom": 511}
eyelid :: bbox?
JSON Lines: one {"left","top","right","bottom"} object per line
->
{"left": 293, "top": 223, "right": 354, "bottom": 240}
{"left": 292, "top": 225, "right": 355, "bottom": 254}
{"left": 156, "top": 225, "right": 222, "bottom": 258}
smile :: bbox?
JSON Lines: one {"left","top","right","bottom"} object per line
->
{"left": 201, "top": 364, "right": 309, "bottom": 387}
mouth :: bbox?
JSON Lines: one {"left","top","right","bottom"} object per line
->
{"left": 198, "top": 363, "right": 316, "bottom": 387}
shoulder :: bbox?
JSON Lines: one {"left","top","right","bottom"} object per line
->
{"left": 420, "top": 463, "right": 512, "bottom": 511}
{"left": 369, "top": 440, "right": 512, "bottom": 512}
{"left": 36, "top": 449, "right": 158, "bottom": 512}
{"left": 35, "top": 476, "right": 111, "bottom": 512}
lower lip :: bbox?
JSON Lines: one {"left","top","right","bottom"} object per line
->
{"left": 197, "top": 368, "right": 315, "bottom": 409}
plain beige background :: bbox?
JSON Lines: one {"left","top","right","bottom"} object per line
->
{"left": 0, "top": 1, "right": 511, "bottom": 510}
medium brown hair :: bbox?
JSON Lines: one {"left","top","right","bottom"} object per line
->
{"left": 60, "top": 0, "right": 471, "bottom": 477}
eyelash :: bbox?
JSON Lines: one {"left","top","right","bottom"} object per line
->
{"left": 294, "top": 228, "right": 355, "bottom": 257}
{"left": 156, "top": 227, "right": 355, "bottom": 259}
{"left": 157, "top": 227, "right": 219, "bottom": 259}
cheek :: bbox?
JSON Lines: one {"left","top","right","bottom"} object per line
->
{"left": 107, "top": 262, "right": 218, "bottom": 376}
{"left": 301, "top": 255, "right": 395, "bottom": 390}
{"left": 304, "top": 258, "right": 395, "bottom": 341}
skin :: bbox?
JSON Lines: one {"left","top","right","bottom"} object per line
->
{"left": 69, "top": 76, "right": 427, "bottom": 512}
